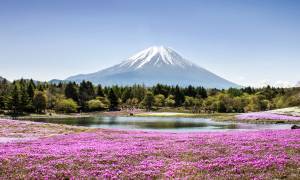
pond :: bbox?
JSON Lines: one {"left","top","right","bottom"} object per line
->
{"left": 25, "top": 116, "right": 293, "bottom": 132}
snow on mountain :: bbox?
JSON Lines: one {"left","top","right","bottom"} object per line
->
{"left": 120, "top": 46, "right": 194, "bottom": 69}
{"left": 66, "top": 46, "right": 239, "bottom": 88}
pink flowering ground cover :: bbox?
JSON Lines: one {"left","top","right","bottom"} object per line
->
{"left": 0, "top": 128, "right": 299, "bottom": 179}
{"left": 0, "top": 119, "right": 88, "bottom": 143}
{"left": 236, "top": 112, "right": 300, "bottom": 122}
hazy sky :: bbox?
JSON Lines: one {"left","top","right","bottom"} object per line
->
{"left": 0, "top": 0, "right": 299, "bottom": 87}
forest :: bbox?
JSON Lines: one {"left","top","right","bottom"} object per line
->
{"left": 0, "top": 78, "right": 300, "bottom": 115}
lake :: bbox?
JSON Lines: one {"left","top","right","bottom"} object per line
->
{"left": 25, "top": 116, "right": 293, "bottom": 132}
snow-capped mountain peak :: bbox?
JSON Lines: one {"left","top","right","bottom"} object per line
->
{"left": 66, "top": 46, "right": 239, "bottom": 88}
{"left": 119, "top": 46, "right": 194, "bottom": 69}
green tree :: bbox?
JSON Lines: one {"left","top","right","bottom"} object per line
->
{"left": 174, "top": 85, "right": 185, "bottom": 106}
{"left": 0, "top": 78, "right": 10, "bottom": 110}
{"left": 185, "top": 85, "right": 197, "bottom": 97}
{"left": 154, "top": 94, "right": 165, "bottom": 107}
{"left": 96, "top": 85, "right": 105, "bottom": 97}
{"left": 183, "top": 96, "right": 195, "bottom": 108}
{"left": 165, "top": 95, "right": 175, "bottom": 107}
{"left": 10, "top": 85, "right": 21, "bottom": 115}
{"left": 20, "top": 85, "right": 30, "bottom": 112}
{"left": 27, "top": 79, "right": 35, "bottom": 101}
{"left": 121, "top": 88, "right": 132, "bottom": 103}
{"left": 55, "top": 99, "right": 78, "bottom": 113}
{"left": 193, "top": 98, "right": 203, "bottom": 113}
{"left": 108, "top": 89, "right": 119, "bottom": 111}
{"left": 78, "top": 81, "right": 95, "bottom": 110}
{"left": 33, "top": 91, "right": 47, "bottom": 113}
{"left": 65, "top": 82, "right": 78, "bottom": 102}
{"left": 87, "top": 99, "right": 105, "bottom": 111}
{"left": 142, "top": 91, "right": 154, "bottom": 111}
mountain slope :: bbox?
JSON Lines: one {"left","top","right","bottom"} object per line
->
{"left": 66, "top": 46, "right": 239, "bottom": 88}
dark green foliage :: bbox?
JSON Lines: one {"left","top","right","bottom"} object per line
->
{"left": 65, "top": 82, "right": 79, "bottom": 102}
{"left": 108, "top": 89, "right": 119, "bottom": 111}
{"left": 0, "top": 78, "right": 10, "bottom": 110}
{"left": 227, "top": 88, "right": 243, "bottom": 97}
{"left": 9, "top": 84, "right": 21, "bottom": 115}
{"left": 0, "top": 78, "right": 299, "bottom": 114}
{"left": 196, "top": 87, "right": 207, "bottom": 98}
{"left": 27, "top": 80, "right": 35, "bottom": 101}
{"left": 174, "top": 85, "right": 185, "bottom": 106}
{"left": 152, "top": 84, "right": 170, "bottom": 97}
{"left": 20, "top": 85, "right": 30, "bottom": 112}
{"left": 185, "top": 85, "right": 197, "bottom": 97}
{"left": 33, "top": 91, "right": 47, "bottom": 113}
{"left": 78, "top": 81, "right": 95, "bottom": 110}
{"left": 142, "top": 91, "right": 154, "bottom": 111}
{"left": 121, "top": 88, "right": 132, "bottom": 103}
{"left": 96, "top": 85, "right": 105, "bottom": 97}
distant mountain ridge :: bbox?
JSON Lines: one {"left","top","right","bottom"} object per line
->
{"left": 65, "top": 46, "right": 239, "bottom": 88}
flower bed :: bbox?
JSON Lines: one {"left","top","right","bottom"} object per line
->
{"left": 236, "top": 112, "right": 300, "bottom": 121}
{"left": 0, "top": 129, "right": 299, "bottom": 179}
{"left": 0, "top": 119, "right": 87, "bottom": 143}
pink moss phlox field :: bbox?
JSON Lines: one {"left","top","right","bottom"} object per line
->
{"left": 0, "top": 128, "right": 299, "bottom": 179}
{"left": 0, "top": 119, "right": 86, "bottom": 143}
{"left": 236, "top": 112, "right": 300, "bottom": 121}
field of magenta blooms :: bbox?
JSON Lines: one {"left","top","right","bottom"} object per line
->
{"left": 0, "top": 127, "right": 300, "bottom": 179}
{"left": 236, "top": 112, "right": 300, "bottom": 121}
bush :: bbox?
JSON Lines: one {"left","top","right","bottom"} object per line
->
{"left": 183, "top": 96, "right": 195, "bottom": 108}
{"left": 165, "top": 95, "right": 175, "bottom": 107}
{"left": 55, "top": 99, "right": 78, "bottom": 113}
{"left": 154, "top": 94, "right": 165, "bottom": 107}
{"left": 87, "top": 99, "right": 105, "bottom": 111}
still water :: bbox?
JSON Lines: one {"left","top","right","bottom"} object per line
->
{"left": 26, "top": 116, "right": 293, "bottom": 132}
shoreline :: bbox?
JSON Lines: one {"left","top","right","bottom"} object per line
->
{"left": 1, "top": 110, "right": 300, "bottom": 124}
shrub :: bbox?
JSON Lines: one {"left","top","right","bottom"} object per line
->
{"left": 154, "top": 94, "right": 165, "bottom": 107}
{"left": 87, "top": 99, "right": 105, "bottom": 111}
{"left": 55, "top": 99, "right": 78, "bottom": 113}
{"left": 165, "top": 95, "right": 175, "bottom": 107}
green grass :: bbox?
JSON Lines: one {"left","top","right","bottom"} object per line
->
{"left": 134, "top": 112, "right": 237, "bottom": 121}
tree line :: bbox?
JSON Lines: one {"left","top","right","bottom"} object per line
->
{"left": 0, "top": 78, "right": 299, "bottom": 115}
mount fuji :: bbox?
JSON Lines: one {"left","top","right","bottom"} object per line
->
{"left": 66, "top": 46, "right": 239, "bottom": 88}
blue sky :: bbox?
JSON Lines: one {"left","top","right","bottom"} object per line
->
{"left": 0, "top": 0, "right": 299, "bottom": 87}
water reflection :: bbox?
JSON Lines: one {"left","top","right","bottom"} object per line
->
{"left": 25, "top": 116, "right": 293, "bottom": 132}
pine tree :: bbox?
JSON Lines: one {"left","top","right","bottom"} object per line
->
{"left": 142, "top": 91, "right": 154, "bottom": 111}
{"left": 0, "top": 78, "right": 10, "bottom": 110}
{"left": 96, "top": 85, "right": 105, "bottom": 97}
{"left": 174, "top": 85, "right": 185, "bottom": 106}
{"left": 121, "top": 88, "right": 132, "bottom": 103}
{"left": 20, "top": 85, "right": 30, "bottom": 112}
{"left": 27, "top": 80, "right": 35, "bottom": 101}
{"left": 108, "top": 89, "right": 119, "bottom": 111}
{"left": 196, "top": 87, "right": 207, "bottom": 99}
{"left": 10, "top": 85, "right": 21, "bottom": 115}
{"left": 65, "top": 82, "right": 78, "bottom": 102}
{"left": 186, "top": 85, "right": 196, "bottom": 97}
{"left": 78, "top": 81, "right": 95, "bottom": 110}
{"left": 33, "top": 91, "right": 47, "bottom": 113}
